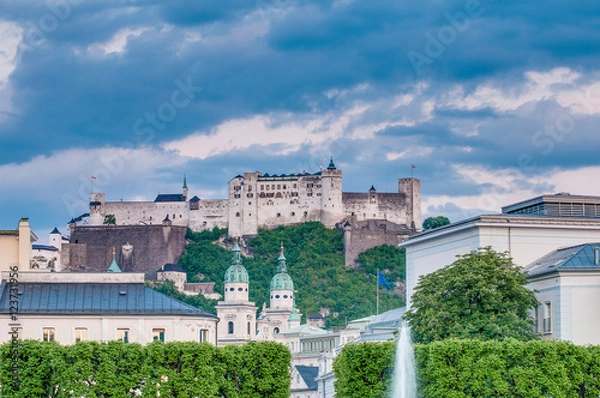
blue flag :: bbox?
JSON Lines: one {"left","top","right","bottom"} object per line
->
{"left": 378, "top": 270, "right": 392, "bottom": 290}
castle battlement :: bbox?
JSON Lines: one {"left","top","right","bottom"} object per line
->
{"left": 75, "top": 160, "right": 421, "bottom": 239}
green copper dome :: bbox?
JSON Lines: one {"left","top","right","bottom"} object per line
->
{"left": 288, "top": 305, "right": 301, "bottom": 322}
{"left": 270, "top": 248, "right": 294, "bottom": 290}
{"left": 224, "top": 243, "right": 249, "bottom": 283}
{"left": 106, "top": 248, "right": 122, "bottom": 273}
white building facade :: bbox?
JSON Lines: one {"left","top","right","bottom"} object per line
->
{"left": 0, "top": 271, "right": 218, "bottom": 345}
{"left": 524, "top": 243, "right": 600, "bottom": 345}
{"left": 402, "top": 194, "right": 600, "bottom": 304}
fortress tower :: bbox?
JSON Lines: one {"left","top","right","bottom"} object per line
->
{"left": 320, "top": 157, "right": 343, "bottom": 228}
{"left": 89, "top": 193, "right": 106, "bottom": 226}
{"left": 398, "top": 178, "right": 421, "bottom": 231}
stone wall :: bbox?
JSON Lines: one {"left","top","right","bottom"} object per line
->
{"left": 343, "top": 219, "right": 412, "bottom": 267}
{"left": 343, "top": 192, "right": 409, "bottom": 224}
{"left": 64, "top": 224, "right": 187, "bottom": 279}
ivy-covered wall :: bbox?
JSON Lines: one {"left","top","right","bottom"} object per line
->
{"left": 334, "top": 340, "right": 600, "bottom": 398}
{"left": 0, "top": 340, "right": 291, "bottom": 398}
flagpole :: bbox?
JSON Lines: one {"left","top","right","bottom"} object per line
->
{"left": 376, "top": 268, "right": 379, "bottom": 315}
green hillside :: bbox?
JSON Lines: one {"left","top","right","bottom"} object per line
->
{"left": 153, "top": 222, "right": 405, "bottom": 328}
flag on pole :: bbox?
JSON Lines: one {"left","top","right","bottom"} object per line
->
{"left": 91, "top": 176, "right": 97, "bottom": 180}
{"left": 378, "top": 270, "right": 392, "bottom": 291}
{"left": 411, "top": 164, "right": 416, "bottom": 169}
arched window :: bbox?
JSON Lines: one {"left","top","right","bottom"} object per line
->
{"left": 228, "top": 321, "right": 234, "bottom": 334}
{"left": 273, "top": 327, "right": 280, "bottom": 334}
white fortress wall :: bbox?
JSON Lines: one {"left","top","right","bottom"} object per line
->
{"left": 342, "top": 192, "right": 409, "bottom": 225}
{"left": 104, "top": 201, "right": 189, "bottom": 226}
{"left": 188, "top": 199, "right": 229, "bottom": 231}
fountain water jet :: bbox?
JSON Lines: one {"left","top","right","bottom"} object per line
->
{"left": 390, "top": 321, "right": 417, "bottom": 398}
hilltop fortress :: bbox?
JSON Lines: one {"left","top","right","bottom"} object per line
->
{"left": 67, "top": 159, "right": 420, "bottom": 271}
{"left": 76, "top": 159, "right": 421, "bottom": 239}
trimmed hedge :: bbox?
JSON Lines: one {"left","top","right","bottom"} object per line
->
{"left": 334, "top": 339, "right": 600, "bottom": 398}
{"left": 0, "top": 340, "right": 291, "bottom": 397}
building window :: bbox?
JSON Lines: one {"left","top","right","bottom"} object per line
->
{"left": 236, "top": 212, "right": 240, "bottom": 217}
{"left": 75, "top": 328, "right": 87, "bottom": 343}
{"left": 117, "top": 328, "right": 130, "bottom": 343}
{"left": 247, "top": 322, "right": 251, "bottom": 335}
{"left": 274, "top": 327, "right": 280, "bottom": 334}
{"left": 153, "top": 328, "right": 166, "bottom": 342}
{"left": 199, "top": 329, "right": 209, "bottom": 343}
{"left": 42, "top": 327, "right": 55, "bottom": 342}
{"left": 228, "top": 321, "right": 234, "bottom": 334}
{"left": 543, "top": 302, "right": 552, "bottom": 333}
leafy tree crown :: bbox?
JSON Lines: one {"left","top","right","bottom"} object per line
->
{"left": 405, "top": 247, "right": 539, "bottom": 344}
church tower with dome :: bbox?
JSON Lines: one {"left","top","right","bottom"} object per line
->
{"left": 256, "top": 244, "right": 300, "bottom": 340}
{"left": 215, "top": 243, "right": 258, "bottom": 346}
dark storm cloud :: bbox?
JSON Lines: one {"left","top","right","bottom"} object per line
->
{"left": 2, "top": 0, "right": 600, "bottom": 233}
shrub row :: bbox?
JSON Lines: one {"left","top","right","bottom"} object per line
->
{"left": 0, "top": 340, "right": 291, "bottom": 397}
{"left": 334, "top": 339, "right": 600, "bottom": 398}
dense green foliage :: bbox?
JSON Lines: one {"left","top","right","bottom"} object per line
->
{"left": 422, "top": 216, "right": 450, "bottom": 230}
{"left": 150, "top": 279, "right": 217, "bottom": 314}
{"left": 405, "top": 247, "right": 539, "bottom": 344}
{"left": 333, "top": 341, "right": 396, "bottom": 397}
{"left": 175, "top": 223, "right": 404, "bottom": 327}
{"left": 0, "top": 340, "right": 290, "bottom": 397}
{"left": 356, "top": 244, "right": 406, "bottom": 281}
{"left": 334, "top": 340, "right": 600, "bottom": 398}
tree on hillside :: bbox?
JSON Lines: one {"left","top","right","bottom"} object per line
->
{"left": 404, "top": 247, "right": 539, "bottom": 344}
{"left": 356, "top": 245, "right": 406, "bottom": 281}
{"left": 168, "top": 223, "right": 404, "bottom": 327}
{"left": 422, "top": 216, "right": 450, "bottom": 230}
{"left": 103, "top": 214, "right": 116, "bottom": 225}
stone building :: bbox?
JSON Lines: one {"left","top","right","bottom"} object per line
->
{"left": 0, "top": 270, "right": 218, "bottom": 345}
{"left": 74, "top": 159, "right": 421, "bottom": 240}
{"left": 63, "top": 222, "right": 187, "bottom": 280}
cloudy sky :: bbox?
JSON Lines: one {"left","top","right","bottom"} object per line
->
{"left": 1, "top": 0, "right": 600, "bottom": 241}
